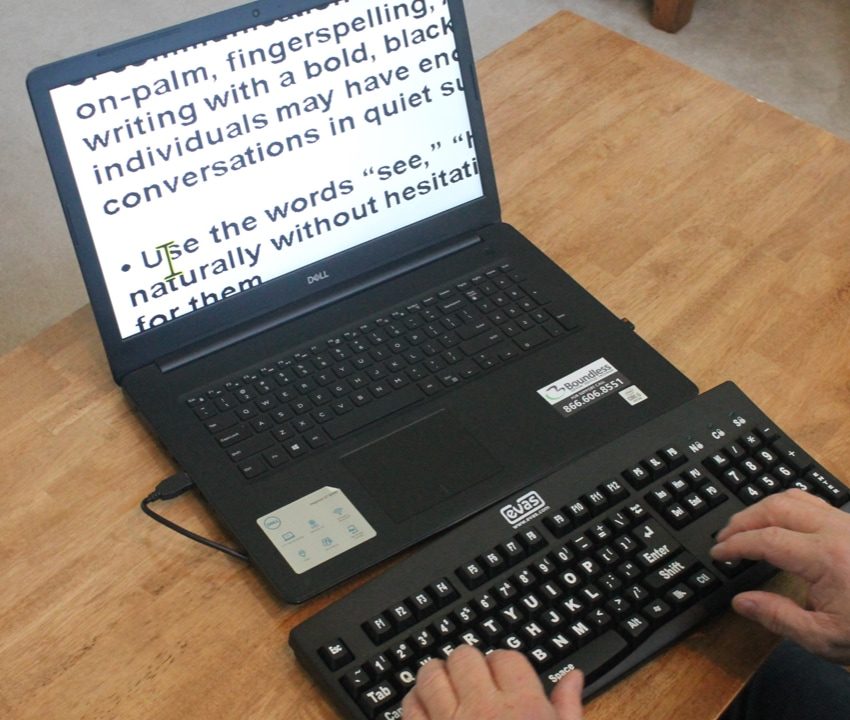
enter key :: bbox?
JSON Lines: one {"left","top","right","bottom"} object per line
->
{"left": 633, "top": 519, "right": 683, "bottom": 571}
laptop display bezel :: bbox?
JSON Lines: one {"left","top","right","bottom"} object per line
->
{"left": 27, "top": 0, "right": 501, "bottom": 382}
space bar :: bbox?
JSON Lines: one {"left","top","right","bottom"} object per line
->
{"left": 540, "top": 631, "right": 629, "bottom": 692}
{"left": 324, "top": 385, "right": 426, "bottom": 440}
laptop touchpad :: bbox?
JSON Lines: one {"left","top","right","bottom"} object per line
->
{"left": 342, "top": 410, "right": 503, "bottom": 523}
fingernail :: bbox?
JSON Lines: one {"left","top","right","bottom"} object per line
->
{"left": 734, "top": 597, "right": 757, "bottom": 614}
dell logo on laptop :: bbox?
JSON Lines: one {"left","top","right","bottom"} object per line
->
{"left": 307, "top": 270, "right": 330, "bottom": 285}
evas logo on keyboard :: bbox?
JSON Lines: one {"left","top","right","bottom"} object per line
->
{"left": 500, "top": 491, "right": 549, "bottom": 528}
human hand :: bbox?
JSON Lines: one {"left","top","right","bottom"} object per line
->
{"left": 401, "top": 645, "right": 584, "bottom": 720}
{"left": 710, "top": 488, "right": 850, "bottom": 663}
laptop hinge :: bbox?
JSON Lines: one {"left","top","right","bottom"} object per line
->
{"left": 158, "top": 233, "right": 483, "bottom": 374}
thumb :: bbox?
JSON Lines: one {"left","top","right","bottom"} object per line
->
{"left": 551, "top": 669, "right": 584, "bottom": 720}
{"left": 732, "top": 591, "right": 832, "bottom": 656}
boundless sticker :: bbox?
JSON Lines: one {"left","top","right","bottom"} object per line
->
{"left": 537, "top": 357, "right": 647, "bottom": 419}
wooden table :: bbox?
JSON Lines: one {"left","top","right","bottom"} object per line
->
{"left": 3, "top": 11, "right": 849, "bottom": 719}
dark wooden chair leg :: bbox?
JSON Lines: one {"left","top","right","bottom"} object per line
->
{"left": 651, "top": 0, "right": 696, "bottom": 33}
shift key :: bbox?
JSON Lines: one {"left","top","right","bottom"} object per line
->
{"left": 644, "top": 552, "right": 697, "bottom": 593}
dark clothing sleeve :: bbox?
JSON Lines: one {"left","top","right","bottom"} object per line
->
{"left": 721, "top": 641, "right": 850, "bottom": 720}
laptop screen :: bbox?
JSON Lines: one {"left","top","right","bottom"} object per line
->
{"left": 43, "top": 0, "right": 486, "bottom": 342}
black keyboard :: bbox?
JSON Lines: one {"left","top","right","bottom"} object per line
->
{"left": 289, "top": 382, "right": 850, "bottom": 720}
{"left": 184, "top": 262, "right": 579, "bottom": 479}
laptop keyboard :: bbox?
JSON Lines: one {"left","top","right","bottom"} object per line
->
{"left": 186, "top": 263, "right": 579, "bottom": 479}
{"left": 288, "top": 382, "right": 850, "bottom": 720}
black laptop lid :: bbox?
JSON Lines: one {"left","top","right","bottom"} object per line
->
{"left": 28, "top": 0, "right": 500, "bottom": 381}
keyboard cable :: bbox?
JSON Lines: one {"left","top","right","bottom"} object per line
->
{"left": 140, "top": 471, "right": 251, "bottom": 563}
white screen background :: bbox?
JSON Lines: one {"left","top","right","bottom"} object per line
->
{"left": 50, "top": 0, "right": 483, "bottom": 338}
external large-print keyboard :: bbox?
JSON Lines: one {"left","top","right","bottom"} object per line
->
{"left": 289, "top": 382, "right": 849, "bottom": 720}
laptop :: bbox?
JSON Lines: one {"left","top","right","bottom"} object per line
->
{"left": 28, "top": 0, "right": 696, "bottom": 603}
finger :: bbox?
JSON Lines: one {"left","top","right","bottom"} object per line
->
{"left": 401, "top": 688, "right": 429, "bottom": 720}
{"left": 732, "top": 590, "right": 839, "bottom": 660}
{"left": 715, "top": 490, "right": 827, "bottom": 542}
{"left": 487, "top": 649, "right": 544, "bottom": 694}
{"left": 551, "top": 669, "right": 585, "bottom": 720}
{"left": 716, "top": 488, "right": 826, "bottom": 543}
{"left": 444, "top": 645, "right": 495, "bottom": 703}
{"left": 710, "top": 526, "right": 823, "bottom": 583}
{"left": 411, "top": 659, "right": 458, "bottom": 718}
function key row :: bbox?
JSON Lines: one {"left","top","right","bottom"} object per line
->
{"left": 541, "top": 479, "right": 632, "bottom": 539}
{"left": 363, "top": 578, "right": 461, "bottom": 645}
{"left": 455, "top": 527, "right": 547, "bottom": 591}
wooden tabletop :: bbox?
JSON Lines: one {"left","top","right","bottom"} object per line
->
{"left": 3, "top": 11, "right": 849, "bottom": 719}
